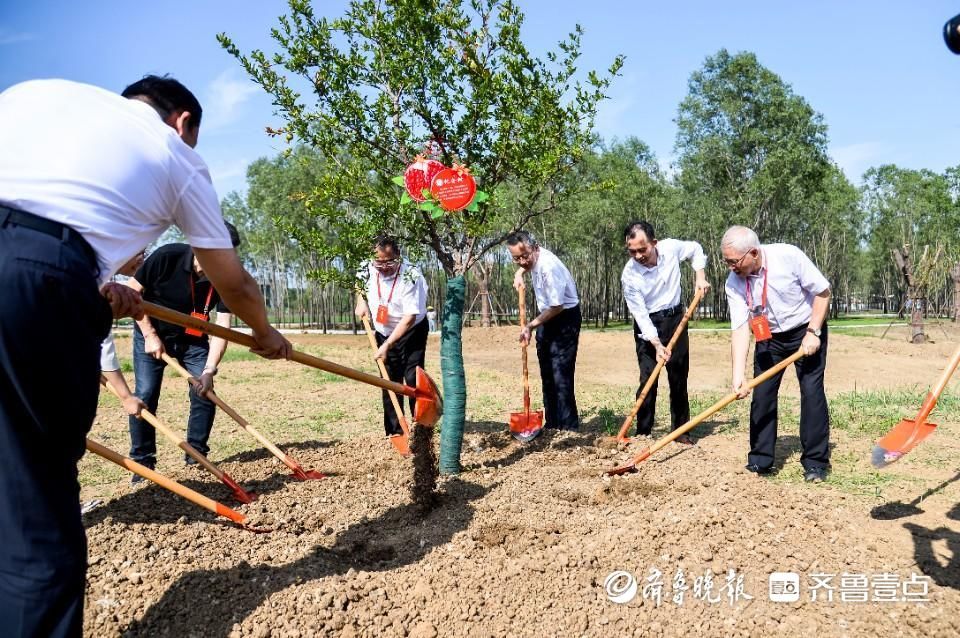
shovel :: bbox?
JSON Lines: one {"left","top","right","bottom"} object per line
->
{"left": 100, "top": 375, "right": 257, "bottom": 503}
{"left": 160, "top": 353, "right": 326, "bottom": 480}
{"left": 142, "top": 301, "right": 443, "bottom": 427}
{"left": 871, "top": 341, "right": 960, "bottom": 468}
{"left": 606, "top": 350, "right": 805, "bottom": 475}
{"left": 85, "top": 438, "right": 268, "bottom": 532}
{"left": 509, "top": 284, "right": 544, "bottom": 443}
{"left": 615, "top": 289, "right": 704, "bottom": 442}
{"left": 356, "top": 294, "right": 412, "bottom": 457}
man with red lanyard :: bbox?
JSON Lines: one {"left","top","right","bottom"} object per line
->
{"left": 124, "top": 224, "right": 242, "bottom": 480}
{"left": 722, "top": 225, "right": 832, "bottom": 483}
{"left": 355, "top": 236, "right": 429, "bottom": 437}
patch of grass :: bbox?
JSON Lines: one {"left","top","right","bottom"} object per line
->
{"left": 829, "top": 388, "right": 960, "bottom": 438}
{"left": 220, "top": 348, "right": 259, "bottom": 363}
{"left": 312, "top": 370, "right": 347, "bottom": 383}
{"left": 595, "top": 407, "right": 620, "bottom": 435}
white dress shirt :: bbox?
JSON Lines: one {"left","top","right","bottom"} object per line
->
{"left": 725, "top": 243, "right": 830, "bottom": 332}
{"left": 362, "top": 261, "right": 428, "bottom": 336}
{"left": 621, "top": 238, "right": 707, "bottom": 342}
{"left": 0, "top": 79, "right": 232, "bottom": 284}
{"left": 530, "top": 247, "right": 579, "bottom": 312}
{"left": 100, "top": 334, "right": 121, "bottom": 372}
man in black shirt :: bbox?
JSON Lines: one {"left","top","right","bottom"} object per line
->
{"left": 125, "top": 224, "right": 241, "bottom": 477}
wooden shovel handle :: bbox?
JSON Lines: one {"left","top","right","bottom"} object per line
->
{"left": 159, "top": 353, "right": 304, "bottom": 472}
{"left": 519, "top": 284, "right": 531, "bottom": 413}
{"left": 646, "top": 349, "right": 805, "bottom": 456}
{"left": 616, "top": 289, "right": 704, "bottom": 441}
{"left": 99, "top": 374, "right": 227, "bottom": 481}
{"left": 85, "top": 438, "right": 246, "bottom": 524}
{"left": 143, "top": 301, "right": 413, "bottom": 398}
{"left": 915, "top": 341, "right": 960, "bottom": 424}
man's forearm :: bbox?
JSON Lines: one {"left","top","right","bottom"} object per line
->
{"left": 385, "top": 315, "right": 417, "bottom": 345}
{"left": 809, "top": 290, "right": 831, "bottom": 330}
{"left": 731, "top": 324, "right": 751, "bottom": 384}
{"left": 529, "top": 305, "right": 564, "bottom": 329}
{"left": 136, "top": 315, "right": 158, "bottom": 338}
{"left": 206, "top": 313, "right": 232, "bottom": 368}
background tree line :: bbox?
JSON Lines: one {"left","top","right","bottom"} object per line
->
{"left": 220, "top": 49, "right": 960, "bottom": 332}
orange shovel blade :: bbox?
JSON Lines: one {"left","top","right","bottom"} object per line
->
{"left": 389, "top": 434, "right": 412, "bottom": 458}
{"left": 509, "top": 409, "right": 544, "bottom": 443}
{"left": 871, "top": 418, "right": 939, "bottom": 468}
{"left": 413, "top": 367, "right": 443, "bottom": 427}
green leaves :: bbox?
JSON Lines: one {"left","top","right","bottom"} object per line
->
{"left": 220, "top": 0, "right": 622, "bottom": 278}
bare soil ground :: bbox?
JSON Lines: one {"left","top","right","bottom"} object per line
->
{"left": 81, "top": 324, "right": 960, "bottom": 637}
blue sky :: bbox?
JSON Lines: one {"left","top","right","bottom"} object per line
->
{"left": 2, "top": 1, "right": 958, "bottom": 197}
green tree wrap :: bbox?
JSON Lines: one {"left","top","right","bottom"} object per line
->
{"left": 439, "top": 276, "right": 466, "bottom": 475}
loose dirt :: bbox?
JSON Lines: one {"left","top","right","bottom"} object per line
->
{"left": 81, "top": 325, "right": 960, "bottom": 637}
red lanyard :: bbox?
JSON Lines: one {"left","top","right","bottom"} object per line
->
{"left": 190, "top": 275, "right": 215, "bottom": 314}
{"left": 376, "top": 265, "right": 401, "bottom": 304}
{"left": 744, "top": 253, "right": 768, "bottom": 310}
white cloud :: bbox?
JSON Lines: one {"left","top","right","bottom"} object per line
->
{"left": 203, "top": 68, "right": 259, "bottom": 132}
{"left": 208, "top": 157, "right": 250, "bottom": 195}
{"left": 0, "top": 28, "right": 35, "bottom": 45}
{"left": 830, "top": 142, "right": 886, "bottom": 183}
{"left": 594, "top": 72, "right": 641, "bottom": 141}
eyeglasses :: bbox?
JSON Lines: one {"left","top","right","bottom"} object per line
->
{"left": 373, "top": 258, "right": 401, "bottom": 267}
{"left": 511, "top": 250, "right": 535, "bottom": 264}
{"left": 723, "top": 251, "right": 753, "bottom": 268}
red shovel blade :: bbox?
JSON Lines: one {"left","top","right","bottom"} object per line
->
{"left": 413, "top": 367, "right": 443, "bottom": 427}
{"left": 509, "top": 409, "right": 544, "bottom": 443}
{"left": 871, "top": 418, "right": 939, "bottom": 468}
{"left": 389, "top": 433, "right": 412, "bottom": 458}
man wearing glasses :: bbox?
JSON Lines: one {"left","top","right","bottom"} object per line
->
{"left": 508, "top": 230, "right": 581, "bottom": 430}
{"left": 621, "top": 221, "right": 710, "bottom": 442}
{"left": 355, "top": 236, "right": 429, "bottom": 437}
{"left": 721, "top": 225, "right": 831, "bottom": 483}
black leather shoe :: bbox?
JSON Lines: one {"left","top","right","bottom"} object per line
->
{"left": 184, "top": 455, "right": 199, "bottom": 466}
{"left": 745, "top": 463, "right": 773, "bottom": 475}
{"left": 804, "top": 467, "right": 828, "bottom": 483}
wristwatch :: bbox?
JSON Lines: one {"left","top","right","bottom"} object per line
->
{"left": 806, "top": 327, "right": 822, "bottom": 337}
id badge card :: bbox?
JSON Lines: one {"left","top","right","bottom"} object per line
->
{"left": 376, "top": 304, "right": 389, "bottom": 324}
{"left": 749, "top": 314, "right": 772, "bottom": 342}
{"left": 185, "top": 311, "right": 209, "bottom": 337}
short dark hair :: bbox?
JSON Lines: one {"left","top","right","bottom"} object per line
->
{"left": 623, "top": 220, "right": 656, "bottom": 243}
{"left": 506, "top": 230, "right": 538, "bottom": 249}
{"left": 224, "top": 221, "right": 241, "bottom": 248}
{"left": 122, "top": 75, "right": 202, "bottom": 129}
{"left": 374, "top": 234, "right": 400, "bottom": 256}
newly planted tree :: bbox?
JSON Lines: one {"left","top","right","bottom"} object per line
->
{"left": 219, "top": 0, "right": 622, "bottom": 472}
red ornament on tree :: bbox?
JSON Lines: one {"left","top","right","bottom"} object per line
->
{"left": 403, "top": 156, "right": 445, "bottom": 202}
{"left": 430, "top": 164, "right": 477, "bottom": 211}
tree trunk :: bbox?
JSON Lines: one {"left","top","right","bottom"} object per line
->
{"left": 438, "top": 276, "right": 467, "bottom": 474}
{"left": 476, "top": 262, "right": 492, "bottom": 328}
{"left": 951, "top": 264, "right": 960, "bottom": 323}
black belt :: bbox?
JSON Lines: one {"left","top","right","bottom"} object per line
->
{"left": 0, "top": 204, "right": 99, "bottom": 272}
{"left": 649, "top": 303, "right": 682, "bottom": 320}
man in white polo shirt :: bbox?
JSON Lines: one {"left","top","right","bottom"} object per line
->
{"left": 509, "top": 230, "right": 581, "bottom": 430}
{"left": 355, "top": 236, "right": 429, "bottom": 437}
{"left": 722, "top": 225, "right": 831, "bottom": 483}
{"left": 621, "top": 220, "right": 710, "bottom": 442}
{"left": 0, "top": 75, "right": 290, "bottom": 637}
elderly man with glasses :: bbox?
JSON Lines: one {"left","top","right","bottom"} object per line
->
{"left": 621, "top": 220, "right": 710, "bottom": 442}
{"left": 721, "top": 225, "right": 832, "bottom": 483}
{"left": 355, "top": 235, "right": 429, "bottom": 437}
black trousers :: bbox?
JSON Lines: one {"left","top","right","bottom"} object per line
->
{"left": 749, "top": 322, "right": 830, "bottom": 471}
{"left": 0, "top": 209, "right": 111, "bottom": 637}
{"left": 375, "top": 318, "right": 429, "bottom": 436}
{"left": 536, "top": 305, "right": 581, "bottom": 430}
{"left": 632, "top": 306, "right": 690, "bottom": 435}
